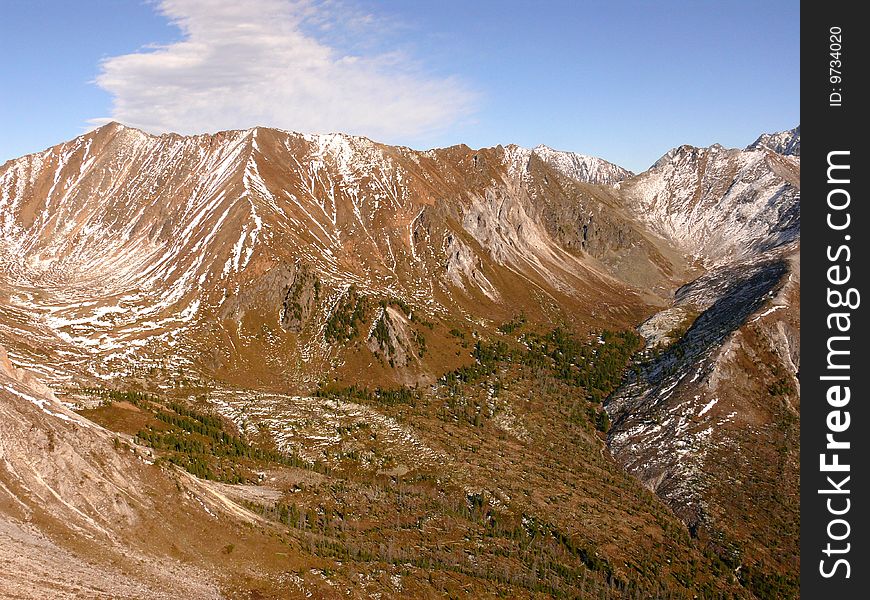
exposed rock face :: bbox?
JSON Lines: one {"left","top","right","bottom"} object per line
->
{"left": 366, "top": 306, "right": 420, "bottom": 368}
{"left": 444, "top": 232, "right": 501, "bottom": 302}
{"left": 279, "top": 263, "right": 320, "bottom": 332}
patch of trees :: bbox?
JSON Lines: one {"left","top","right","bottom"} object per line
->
{"left": 315, "top": 384, "right": 418, "bottom": 407}
{"left": 281, "top": 266, "right": 321, "bottom": 329}
{"left": 522, "top": 328, "right": 643, "bottom": 402}
{"left": 324, "top": 285, "right": 369, "bottom": 343}
{"left": 78, "top": 387, "right": 155, "bottom": 408}
{"left": 436, "top": 329, "right": 640, "bottom": 432}
{"left": 441, "top": 328, "right": 640, "bottom": 403}
{"left": 498, "top": 312, "right": 526, "bottom": 334}
{"left": 371, "top": 312, "right": 395, "bottom": 356}
{"left": 412, "top": 330, "right": 427, "bottom": 357}
{"left": 132, "top": 400, "right": 326, "bottom": 483}
{"left": 767, "top": 377, "right": 795, "bottom": 397}
{"left": 245, "top": 489, "right": 625, "bottom": 599}
{"left": 440, "top": 339, "right": 509, "bottom": 396}
{"left": 737, "top": 561, "right": 799, "bottom": 600}
{"left": 382, "top": 296, "right": 411, "bottom": 316}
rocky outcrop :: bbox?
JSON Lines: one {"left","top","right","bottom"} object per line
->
{"left": 366, "top": 306, "right": 420, "bottom": 368}
{"left": 279, "top": 263, "right": 321, "bottom": 332}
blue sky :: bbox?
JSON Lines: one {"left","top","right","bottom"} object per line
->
{"left": 0, "top": 0, "right": 799, "bottom": 173}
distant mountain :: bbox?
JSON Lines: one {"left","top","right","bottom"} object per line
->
{"left": 619, "top": 137, "right": 800, "bottom": 264}
{"left": 0, "top": 122, "right": 800, "bottom": 598}
{"left": 747, "top": 125, "right": 800, "bottom": 156}
{"left": 505, "top": 143, "right": 633, "bottom": 186}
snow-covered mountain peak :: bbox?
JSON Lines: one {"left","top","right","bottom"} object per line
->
{"left": 747, "top": 125, "right": 800, "bottom": 156}
{"left": 621, "top": 138, "right": 799, "bottom": 265}
{"left": 650, "top": 144, "right": 707, "bottom": 170}
{"left": 503, "top": 143, "right": 632, "bottom": 186}
{"left": 532, "top": 144, "right": 633, "bottom": 185}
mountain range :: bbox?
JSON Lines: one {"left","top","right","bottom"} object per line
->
{"left": 0, "top": 123, "right": 800, "bottom": 599}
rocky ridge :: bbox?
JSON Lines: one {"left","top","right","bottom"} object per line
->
{"left": 606, "top": 130, "right": 800, "bottom": 594}
{"left": 747, "top": 125, "right": 800, "bottom": 156}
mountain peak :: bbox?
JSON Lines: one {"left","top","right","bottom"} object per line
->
{"left": 91, "top": 120, "right": 148, "bottom": 136}
{"left": 747, "top": 125, "right": 800, "bottom": 156}
{"left": 503, "top": 144, "right": 632, "bottom": 185}
{"left": 651, "top": 144, "right": 702, "bottom": 170}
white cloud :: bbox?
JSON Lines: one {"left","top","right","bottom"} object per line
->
{"left": 93, "top": 0, "right": 476, "bottom": 142}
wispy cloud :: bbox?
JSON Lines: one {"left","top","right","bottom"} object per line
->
{"left": 92, "top": 0, "right": 476, "bottom": 142}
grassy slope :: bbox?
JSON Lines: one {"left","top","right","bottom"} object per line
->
{"left": 75, "top": 322, "right": 754, "bottom": 599}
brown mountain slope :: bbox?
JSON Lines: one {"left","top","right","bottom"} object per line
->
{"left": 2, "top": 341, "right": 755, "bottom": 599}
{"left": 0, "top": 345, "right": 287, "bottom": 598}
{"left": 0, "top": 123, "right": 693, "bottom": 392}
